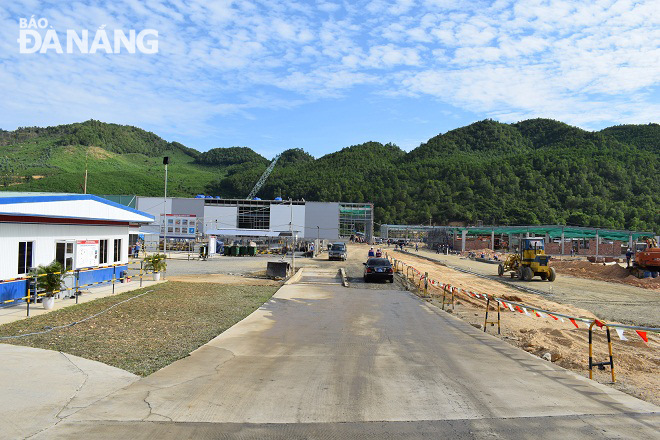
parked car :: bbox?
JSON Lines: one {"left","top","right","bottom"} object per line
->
{"left": 363, "top": 258, "right": 394, "bottom": 283}
{"left": 329, "top": 242, "right": 347, "bottom": 261}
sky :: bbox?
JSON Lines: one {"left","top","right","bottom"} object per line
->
{"left": 1, "top": 0, "right": 659, "bottom": 158}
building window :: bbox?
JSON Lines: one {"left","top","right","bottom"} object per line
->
{"left": 113, "top": 239, "right": 122, "bottom": 262}
{"left": 55, "top": 241, "right": 74, "bottom": 271}
{"left": 100, "top": 239, "right": 108, "bottom": 264}
{"left": 238, "top": 206, "right": 270, "bottom": 229}
{"left": 18, "top": 241, "right": 34, "bottom": 275}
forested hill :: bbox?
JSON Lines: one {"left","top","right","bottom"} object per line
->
{"left": 1, "top": 119, "right": 658, "bottom": 232}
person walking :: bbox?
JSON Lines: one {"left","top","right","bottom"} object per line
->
{"left": 626, "top": 248, "right": 633, "bottom": 268}
{"left": 415, "top": 243, "right": 419, "bottom": 252}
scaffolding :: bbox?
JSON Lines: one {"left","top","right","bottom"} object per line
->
{"left": 381, "top": 224, "right": 658, "bottom": 256}
{"left": 339, "top": 203, "right": 374, "bottom": 242}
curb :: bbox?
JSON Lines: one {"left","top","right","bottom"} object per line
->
{"left": 340, "top": 268, "right": 349, "bottom": 287}
{"left": 285, "top": 267, "right": 305, "bottom": 285}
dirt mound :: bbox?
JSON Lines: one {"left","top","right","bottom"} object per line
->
{"left": 461, "top": 248, "right": 504, "bottom": 260}
{"left": 551, "top": 260, "right": 660, "bottom": 289}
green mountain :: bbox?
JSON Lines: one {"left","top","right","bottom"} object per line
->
{"left": 1, "top": 119, "right": 658, "bottom": 232}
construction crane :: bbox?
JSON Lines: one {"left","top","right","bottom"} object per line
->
{"left": 246, "top": 154, "right": 280, "bottom": 199}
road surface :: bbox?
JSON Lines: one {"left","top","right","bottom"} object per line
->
{"left": 35, "top": 269, "right": 658, "bottom": 439}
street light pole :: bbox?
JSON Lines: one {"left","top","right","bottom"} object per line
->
{"left": 290, "top": 199, "right": 294, "bottom": 272}
{"left": 317, "top": 225, "right": 320, "bottom": 257}
{"left": 83, "top": 148, "right": 88, "bottom": 194}
{"left": 163, "top": 157, "right": 169, "bottom": 256}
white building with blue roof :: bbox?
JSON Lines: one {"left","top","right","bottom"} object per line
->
{"left": 0, "top": 192, "right": 154, "bottom": 304}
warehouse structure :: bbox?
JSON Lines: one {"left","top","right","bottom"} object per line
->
{"left": 0, "top": 193, "right": 154, "bottom": 305}
{"left": 134, "top": 197, "right": 374, "bottom": 244}
{"left": 382, "top": 224, "right": 658, "bottom": 256}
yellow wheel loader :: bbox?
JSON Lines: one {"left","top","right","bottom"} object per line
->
{"left": 497, "top": 238, "right": 556, "bottom": 282}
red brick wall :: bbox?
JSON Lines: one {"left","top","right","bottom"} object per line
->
{"left": 546, "top": 239, "right": 625, "bottom": 256}
{"left": 462, "top": 238, "right": 491, "bottom": 251}
{"left": 461, "top": 237, "right": 627, "bottom": 256}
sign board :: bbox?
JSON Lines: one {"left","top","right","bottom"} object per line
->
{"left": 75, "top": 240, "right": 99, "bottom": 269}
{"left": 160, "top": 214, "right": 197, "bottom": 237}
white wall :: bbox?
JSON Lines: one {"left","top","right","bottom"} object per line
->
{"left": 136, "top": 197, "right": 171, "bottom": 226}
{"left": 0, "top": 223, "right": 129, "bottom": 280}
{"left": 304, "top": 202, "right": 339, "bottom": 240}
{"left": 203, "top": 206, "right": 238, "bottom": 231}
{"left": 270, "top": 204, "right": 305, "bottom": 234}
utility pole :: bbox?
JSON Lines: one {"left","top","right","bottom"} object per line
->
{"left": 83, "top": 148, "right": 88, "bottom": 194}
{"left": 317, "top": 225, "right": 320, "bottom": 257}
{"left": 163, "top": 157, "right": 169, "bottom": 255}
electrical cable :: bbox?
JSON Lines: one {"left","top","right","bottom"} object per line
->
{"left": 0, "top": 289, "right": 155, "bottom": 340}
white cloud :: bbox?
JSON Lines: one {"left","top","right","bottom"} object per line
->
{"left": 0, "top": 0, "right": 658, "bottom": 139}
{"left": 318, "top": 2, "right": 341, "bottom": 13}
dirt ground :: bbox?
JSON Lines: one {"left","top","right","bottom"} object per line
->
{"left": 167, "top": 273, "right": 281, "bottom": 286}
{"left": 409, "top": 247, "right": 659, "bottom": 327}
{"left": 462, "top": 247, "right": 660, "bottom": 289}
{"left": 550, "top": 260, "right": 660, "bottom": 289}
{"left": 381, "top": 247, "right": 659, "bottom": 406}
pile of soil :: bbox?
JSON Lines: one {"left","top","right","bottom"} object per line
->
{"left": 551, "top": 260, "right": 660, "bottom": 289}
{"left": 461, "top": 248, "right": 504, "bottom": 261}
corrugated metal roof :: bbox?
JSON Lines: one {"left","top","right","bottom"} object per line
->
{"left": 0, "top": 192, "right": 154, "bottom": 223}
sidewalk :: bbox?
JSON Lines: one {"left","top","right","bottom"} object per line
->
{"left": 0, "top": 344, "right": 139, "bottom": 440}
{"left": 0, "top": 277, "right": 167, "bottom": 326}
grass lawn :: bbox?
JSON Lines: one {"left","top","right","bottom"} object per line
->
{"left": 0, "top": 282, "right": 278, "bottom": 376}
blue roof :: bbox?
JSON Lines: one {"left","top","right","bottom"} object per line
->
{"left": 0, "top": 192, "right": 154, "bottom": 222}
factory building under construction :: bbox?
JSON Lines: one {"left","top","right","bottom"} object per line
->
{"left": 132, "top": 196, "right": 374, "bottom": 243}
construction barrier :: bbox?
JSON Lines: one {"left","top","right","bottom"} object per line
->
{"left": 589, "top": 320, "right": 614, "bottom": 382}
{"left": 389, "top": 254, "right": 659, "bottom": 382}
{"left": 0, "top": 262, "right": 164, "bottom": 317}
{"left": 483, "top": 297, "right": 501, "bottom": 335}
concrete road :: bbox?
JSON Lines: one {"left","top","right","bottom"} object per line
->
{"left": 34, "top": 273, "right": 658, "bottom": 439}
{"left": 0, "top": 345, "right": 138, "bottom": 440}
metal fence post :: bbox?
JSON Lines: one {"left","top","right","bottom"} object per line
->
{"left": 140, "top": 261, "right": 143, "bottom": 287}
{"left": 26, "top": 285, "right": 30, "bottom": 317}
{"left": 112, "top": 266, "right": 116, "bottom": 295}
{"left": 589, "top": 321, "right": 616, "bottom": 383}
{"left": 483, "top": 297, "right": 501, "bottom": 334}
{"left": 33, "top": 275, "right": 38, "bottom": 306}
{"left": 424, "top": 272, "right": 428, "bottom": 296}
{"left": 75, "top": 269, "right": 80, "bottom": 304}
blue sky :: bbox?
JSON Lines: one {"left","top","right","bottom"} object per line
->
{"left": 1, "top": 0, "right": 658, "bottom": 158}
